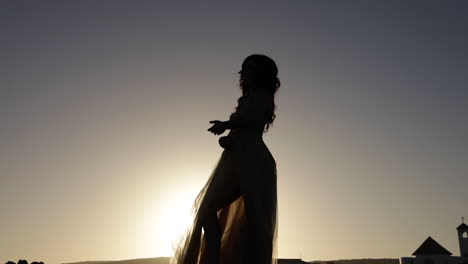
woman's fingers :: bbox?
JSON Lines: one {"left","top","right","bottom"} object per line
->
{"left": 208, "top": 121, "right": 225, "bottom": 135}
{"left": 208, "top": 129, "right": 220, "bottom": 135}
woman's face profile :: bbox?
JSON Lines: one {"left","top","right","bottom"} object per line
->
{"left": 239, "top": 60, "right": 256, "bottom": 81}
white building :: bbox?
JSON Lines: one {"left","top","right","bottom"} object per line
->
{"left": 400, "top": 220, "right": 468, "bottom": 264}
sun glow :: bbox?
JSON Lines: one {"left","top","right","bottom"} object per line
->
{"left": 148, "top": 184, "right": 201, "bottom": 257}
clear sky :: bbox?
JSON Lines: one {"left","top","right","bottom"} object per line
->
{"left": 1, "top": 1, "right": 467, "bottom": 264}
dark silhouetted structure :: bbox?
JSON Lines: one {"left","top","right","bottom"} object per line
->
{"left": 401, "top": 219, "right": 468, "bottom": 264}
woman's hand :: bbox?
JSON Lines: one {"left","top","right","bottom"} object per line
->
{"left": 208, "top": 120, "right": 226, "bottom": 135}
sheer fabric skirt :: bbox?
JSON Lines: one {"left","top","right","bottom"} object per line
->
{"left": 171, "top": 140, "right": 278, "bottom": 264}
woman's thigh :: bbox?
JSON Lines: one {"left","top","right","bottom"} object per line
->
{"left": 198, "top": 155, "right": 242, "bottom": 219}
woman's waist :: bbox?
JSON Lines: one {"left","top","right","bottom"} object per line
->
{"left": 228, "top": 126, "right": 264, "bottom": 137}
{"left": 229, "top": 138, "right": 276, "bottom": 166}
{"left": 228, "top": 131, "right": 264, "bottom": 142}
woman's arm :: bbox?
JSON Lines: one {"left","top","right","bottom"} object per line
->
{"left": 208, "top": 91, "right": 271, "bottom": 134}
{"left": 221, "top": 116, "right": 256, "bottom": 129}
{"left": 224, "top": 91, "right": 271, "bottom": 129}
{"left": 207, "top": 113, "right": 254, "bottom": 134}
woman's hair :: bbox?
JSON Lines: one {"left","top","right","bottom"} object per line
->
{"left": 236, "top": 54, "right": 280, "bottom": 132}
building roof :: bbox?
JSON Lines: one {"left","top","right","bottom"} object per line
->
{"left": 456, "top": 223, "right": 468, "bottom": 230}
{"left": 412, "top": 236, "right": 452, "bottom": 256}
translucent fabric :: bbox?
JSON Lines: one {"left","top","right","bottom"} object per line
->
{"left": 171, "top": 91, "right": 278, "bottom": 264}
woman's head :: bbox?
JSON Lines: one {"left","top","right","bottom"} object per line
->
{"left": 239, "top": 54, "right": 280, "bottom": 94}
{"left": 237, "top": 54, "right": 280, "bottom": 132}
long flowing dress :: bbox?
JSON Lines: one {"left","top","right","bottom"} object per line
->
{"left": 171, "top": 90, "right": 278, "bottom": 264}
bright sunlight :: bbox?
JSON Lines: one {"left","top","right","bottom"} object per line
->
{"left": 148, "top": 184, "right": 200, "bottom": 257}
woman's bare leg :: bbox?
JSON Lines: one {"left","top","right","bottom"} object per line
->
{"left": 202, "top": 211, "right": 221, "bottom": 264}
{"left": 197, "top": 175, "right": 241, "bottom": 264}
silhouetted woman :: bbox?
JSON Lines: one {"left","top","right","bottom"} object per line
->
{"left": 172, "top": 54, "right": 280, "bottom": 264}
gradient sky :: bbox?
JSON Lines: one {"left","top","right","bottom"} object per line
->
{"left": 1, "top": 1, "right": 468, "bottom": 264}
